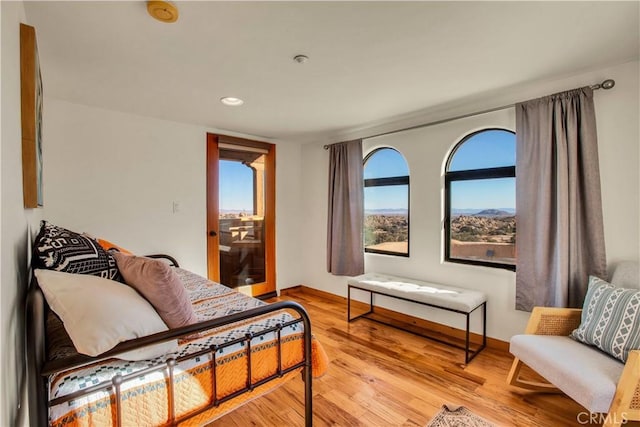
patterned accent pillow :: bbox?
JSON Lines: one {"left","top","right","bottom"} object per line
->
{"left": 33, "top": 221, "right": 122, "bottom": 282}
{"left": 571, "top": 276, "right": 640, "bottom": 363}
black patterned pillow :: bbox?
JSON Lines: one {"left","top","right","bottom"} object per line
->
{"left": 33, "top": 221, "right": 122, "bottom": 282}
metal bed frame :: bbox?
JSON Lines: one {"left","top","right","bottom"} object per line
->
{"left": 347, "top": 283, "right": 486, "bottom": 364}
{"left": 26, "top": 255, "right": 313, "bottom": 427}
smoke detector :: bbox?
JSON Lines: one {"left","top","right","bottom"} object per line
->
{"left": 147, "top": 1, "right": 179, "bottom": 23}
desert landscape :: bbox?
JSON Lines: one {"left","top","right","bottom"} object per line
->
{"left": 364, "top": 209, "right": 515, "bottom": 264}
{"left": 450, "top": 210, "right": 515, "bottom": 264}
{"left": 364, "top": 214, "right": 409, "bottom": 254}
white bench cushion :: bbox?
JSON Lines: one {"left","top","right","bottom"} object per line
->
{"left": 347, "top": 273, "right": 486, "bottom": 313}
{"left": 510, "top": 335, "right": 624, "bottom": 413}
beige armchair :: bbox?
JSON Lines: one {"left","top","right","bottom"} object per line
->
{"left": 507, "top": 261, "right": 640, "bottom": 427}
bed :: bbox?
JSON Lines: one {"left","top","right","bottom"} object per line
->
{"left": 26, "top": 222, "right": 325, "bottom": 427}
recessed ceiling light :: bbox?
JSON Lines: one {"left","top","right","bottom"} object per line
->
{"left": 220, "top": 97, "right": 244, "bottom": 107}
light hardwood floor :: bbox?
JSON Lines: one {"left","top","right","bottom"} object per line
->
{"left": 207, "top": 288, "right": 627, "bottom": 427}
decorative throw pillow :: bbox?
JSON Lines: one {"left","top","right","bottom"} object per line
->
{"left": 33, "top": 221, "right": 122, "bottom": 282}
{"left": 571, "top": 275, "right": 640, "bottom": 363}
{"left": 35, "top": 269, "right": 178, "bottom": 361}
{"left": 112, "top": 252, "right": 198, "bottom": 329}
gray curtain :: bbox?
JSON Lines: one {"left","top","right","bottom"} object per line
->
{"left": 327, "top": 139, "right": 364, "bottom": 276}
{"left": 515, "top": 87, "right": 607, "bottom": 311}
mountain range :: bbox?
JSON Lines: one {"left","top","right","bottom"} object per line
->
{"left": 365, "top": 208, "right": 515, "bottom": 216}
{"left": 364, "top": 208, "right": 408, "bottom": 215}
{"left": 452, "top": 208, "right": 515, "bottom": 216}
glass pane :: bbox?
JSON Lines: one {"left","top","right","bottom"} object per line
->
{"left": 449, "top": 178, "right": 515, "bottom": 265}
{"left": 449, "top": 129, "right": 515, "bottom": 171}
{"left": 364, "top": 148, "right": 409, "bottom": 179}
{"left": 364, "top": 185, "right": 408, "bottom": 255}
{"left": 219, "top": 156, "right": 266, "bottom": 287}
{"left": 219, "top": 160, "right": 253, "bottom": 216}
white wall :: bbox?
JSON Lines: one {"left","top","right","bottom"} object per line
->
{"left": 1, "top": 2, "right": 43, "bottom": 426}
{"left": 42, "top": 99, "right": 304, "bottom": 287}
{"left": 301, "top": 60, "right": 639, "bottom": 342}
{"left": 3, "top": 56, "right": 304, "bottom": 426}
{"left": 593, "top": 62, "right": 640, "bottom": 270}
{"left": 4, "top": 26, "right": 637, "bottom": 426}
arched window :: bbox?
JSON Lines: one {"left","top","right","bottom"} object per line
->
{"left": 445, "top": 129, "right": 516, "bottom": 270}
{"left": 363, "top": 148, "right": 409, "bottom": 256}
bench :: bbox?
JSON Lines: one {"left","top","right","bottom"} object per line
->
{"left": 347, "top": 272, "right": 487, "bottom": 363}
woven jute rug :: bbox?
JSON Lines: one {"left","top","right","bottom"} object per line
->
{"left": 426, "top": 404, "right": 496, "bottom": 427}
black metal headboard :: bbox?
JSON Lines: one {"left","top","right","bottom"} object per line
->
{"left": 25, "top": 253, "right": 180, "bottom": 426}
{"left": 26, "top": 276, "right": 48, "bottom": 427}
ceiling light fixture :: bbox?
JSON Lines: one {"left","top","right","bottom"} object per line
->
{"left": 147, "top": 1, "right": 179, "bottom": 23}
{"left": 293, "top": 54, "right": 309, "bottom": 64}
{"left": 220, "top": 97, "right": 244, "bottom": 107}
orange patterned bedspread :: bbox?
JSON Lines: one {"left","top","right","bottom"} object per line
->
{"left": 48, "top": 268, "right": 321, "bottom": 426}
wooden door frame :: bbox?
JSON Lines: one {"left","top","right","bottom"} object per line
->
{"left": 206, "top": 133, "right": 220, "bottom": 282}
{"left": 206, "top": 133, "right": 276, "bottom": 297}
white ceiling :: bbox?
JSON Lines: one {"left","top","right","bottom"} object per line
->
{"left": 24, "top": 1, "right": 639, "bottom": 143}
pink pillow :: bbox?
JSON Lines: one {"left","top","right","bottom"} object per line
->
{"left": 112, "top": 252, "right": 198, "bottom": 329}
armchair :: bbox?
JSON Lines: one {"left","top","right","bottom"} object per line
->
{"left": 507, "top": 261, "right": 640, "bottom": 427}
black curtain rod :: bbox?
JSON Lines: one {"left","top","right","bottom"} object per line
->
{"left": 323, "top": 78, "right": 615, "bottom": 149}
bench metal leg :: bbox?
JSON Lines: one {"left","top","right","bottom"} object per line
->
{"left": 483, "top": 301, "right": 487, "bottom": 348}
{"left": 348, "top": 285, "right": 487, "bottom": 364}
{"left": 347, "top": 285, "right": 374, "bottom": 322}
{"left": 465, "top": 313, "right": 471, "bottom": 364}
{"left": 464, "top": 302, "right": 487, "bottom": 364}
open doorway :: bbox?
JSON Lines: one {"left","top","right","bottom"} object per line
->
{"left": 206, "top": 134, "right": 276, "bottom": 298}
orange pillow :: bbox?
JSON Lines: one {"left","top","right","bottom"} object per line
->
{"left": 96, "top": 238, "right": 134, "bottom": 256}
{"left": 311, "top": 336, "right": 329, "bottom": 378}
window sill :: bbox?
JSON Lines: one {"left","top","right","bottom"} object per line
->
{"left": 443, "top": 258, "right": 516, "bottom": 273}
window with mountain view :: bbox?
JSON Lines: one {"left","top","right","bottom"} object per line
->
{"left": 364, "top": 148, "right": 409, "bottom": 256}
{"left": 445, "top": 129, "right": 516, "bottom": 269}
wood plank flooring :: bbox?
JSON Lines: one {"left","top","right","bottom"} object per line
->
{"left": 207, "top": 288, "right": 628, "bottom": 427}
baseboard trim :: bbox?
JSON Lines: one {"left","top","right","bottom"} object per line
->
{"left": 256, "top": 290, "right": 278, "bottom": 300}
{"left": 280, "top": 285, "right": 509, "bottom": 352}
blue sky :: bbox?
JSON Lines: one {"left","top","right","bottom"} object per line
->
{"left": 364, "top": 148, "right": 409, "bottom": 210}
{"left": 219, "top": 160, "right": 253, "bottom": 211}
{"left": 449, "top": 129, "right": 516, "bottom": 209}
{"left": 364, "top": 147, "right": 409, "bottom": 179}
{"left": 222, "top": 129, "right": 516, "bottom": 212}
{"left": 450, "top": 178, "right": 515, "bottom": 210}
{"left": 364, "top": 186, "right": 409, "bottom": 210}
{"left": 364, "top": 130, "right": 516, "bottom": 211}
{"left": 449, "top": 129, "right": 515, "bottom": 171}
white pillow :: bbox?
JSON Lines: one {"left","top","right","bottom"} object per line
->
{"left": 35, "top": 269, "right": 178, "bottom": 361}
